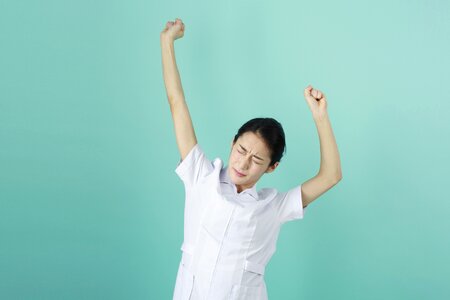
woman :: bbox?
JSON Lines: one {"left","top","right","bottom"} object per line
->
{"left": 161, "top": 18, "right": 342, "bottom": 300}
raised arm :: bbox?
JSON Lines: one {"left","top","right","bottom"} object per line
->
{"left": 300, "top": 85, "right": 343, "bottom": 208}
{"left": 160, "top": 18, "right": 197, "bottom": 161}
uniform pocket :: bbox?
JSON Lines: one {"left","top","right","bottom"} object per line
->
{"left": 229, "top": 284, "right": 263, "bottom": 300}
{"left": 228, "top": 260, "right": 267, "bottom": 299}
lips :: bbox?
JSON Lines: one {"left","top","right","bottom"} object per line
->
{"left": 234, "top": 168, "right": 246, "bottom": 177}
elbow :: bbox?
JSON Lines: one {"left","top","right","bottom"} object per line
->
{"left": 319, "top": 170, "right": 342, "bottom": 185}
{"left": 334, "top": 174, "right": 343, "bottom": 184}
{"left": 328, "top": 177, "right": 342, "bottom": 187}
{"left": 331, "top": 172, "right": 343, "bottom": 185}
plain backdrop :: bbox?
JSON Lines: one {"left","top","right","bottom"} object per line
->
{"left": 1, "top": 0, "right": 449, "bottom": 299}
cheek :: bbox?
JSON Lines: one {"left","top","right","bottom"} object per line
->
{"left": 250, "top": 165, "right": 262, "bottom": 175}
{"left": 231, "top": 152, "right": 240, "bottom": 162}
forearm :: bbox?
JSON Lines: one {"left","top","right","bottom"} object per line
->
{"left": 314, "top": 113, "right": 342, "bottom": 181}
{"left": 160, "top": 37, "right": 185, "bottom": 103}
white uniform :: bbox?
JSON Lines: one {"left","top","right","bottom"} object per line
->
{"left": 172, "top": 143, "right": 306, "bottom": 300}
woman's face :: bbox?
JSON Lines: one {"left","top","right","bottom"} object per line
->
{"left": 227, "top": 131, "right": 279, "bottom": 193}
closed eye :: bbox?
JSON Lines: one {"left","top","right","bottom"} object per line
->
{"left": 237, "top": 149, "right": 263, "bottom": 165}
{"left": 237, "top": 144, "right": 263, "bottom": 165}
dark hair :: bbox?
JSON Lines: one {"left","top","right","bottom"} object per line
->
{"left": 233, "top": 117, "right": 286, "bottom": 167}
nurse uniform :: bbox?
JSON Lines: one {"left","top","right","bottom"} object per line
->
{"left": 172, "top": 143, "right": 307, "bottom": 300}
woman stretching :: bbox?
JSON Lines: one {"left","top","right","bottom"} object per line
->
{"left": 160, "top": 18, "right": 343, "bottom": 300}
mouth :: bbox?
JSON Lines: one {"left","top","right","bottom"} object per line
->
{"left": 233, "top": 168, "right": 246, "bottom": 177}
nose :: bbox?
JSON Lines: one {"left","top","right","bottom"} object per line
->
{"left": 237, "top": 155, "right": 251, "bottom": 171}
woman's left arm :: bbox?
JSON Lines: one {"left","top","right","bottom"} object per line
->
{"left": 300, "top": 85, "right": 343, "bottom": 208}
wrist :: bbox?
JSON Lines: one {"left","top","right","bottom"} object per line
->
{"left": 313, "top": 112, "right": 329, "bottom": 122}
{"left": 160, "top": 34, "right": 174, "bottom": 45}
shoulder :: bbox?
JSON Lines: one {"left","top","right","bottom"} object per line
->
{"left": 175, "top": 143, "right": 224, "bottom": 187}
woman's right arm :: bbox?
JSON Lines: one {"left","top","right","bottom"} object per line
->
{"left": 160, "top": 18, "right": 197, "bottom": 161}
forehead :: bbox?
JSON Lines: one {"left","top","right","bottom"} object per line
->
{"left": 236, "top": 132, "right": 270, "bottom": 156}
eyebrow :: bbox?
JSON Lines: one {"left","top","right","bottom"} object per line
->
{"left": 239, "top": 144, "right": 264, "bottom": 161}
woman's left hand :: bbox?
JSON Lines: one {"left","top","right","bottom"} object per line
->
{"left": 303, "top": 85, "right": 328, "bottom": 119}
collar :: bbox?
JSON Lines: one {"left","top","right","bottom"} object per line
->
{"left": 220, "top": 165, "right": 259, "bottom": 200}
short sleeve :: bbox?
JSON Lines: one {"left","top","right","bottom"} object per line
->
{"left": 174, "top": 143, "right": 214, "bottom": 188}
{"left": 277, "top": 185, "right": 306, "bottom": 224}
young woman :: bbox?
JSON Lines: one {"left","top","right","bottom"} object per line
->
{"left": 161, "top": 18, "right": 342, "bottom": 300}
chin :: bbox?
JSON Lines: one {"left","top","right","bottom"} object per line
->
{"left": 229, "top": 173, "right": 238, "bottom": 182}
{"left": 234, "top": 176, "right": 248, "bottom": 185}
{"left": 229, "top": 174, "right": 242, "bottom": 183}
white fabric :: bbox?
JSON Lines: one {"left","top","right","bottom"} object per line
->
{"left": 172, "top": 143, "right": 306, "bottom": 300}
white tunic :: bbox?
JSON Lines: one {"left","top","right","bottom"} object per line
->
{"left": 172, "top": 143, "right": 306, "bottom": 300}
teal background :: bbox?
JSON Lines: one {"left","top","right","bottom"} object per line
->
{"left": 1, "top": 0, "right": 449, "bottom": 299}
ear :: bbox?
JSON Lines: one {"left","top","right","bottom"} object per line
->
{"left": 265, "top": 161, "right": 279, "bottom": 173}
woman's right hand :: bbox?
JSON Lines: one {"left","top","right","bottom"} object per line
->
{"left": 160, "top": 18, "right": 185, "bottom": 42}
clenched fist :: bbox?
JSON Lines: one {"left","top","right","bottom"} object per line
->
{"left": 304, "top": 85, "right": 328, "bottom": 118}
{"left": 160, "top": 18, "right": 185, "bottom": 42}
